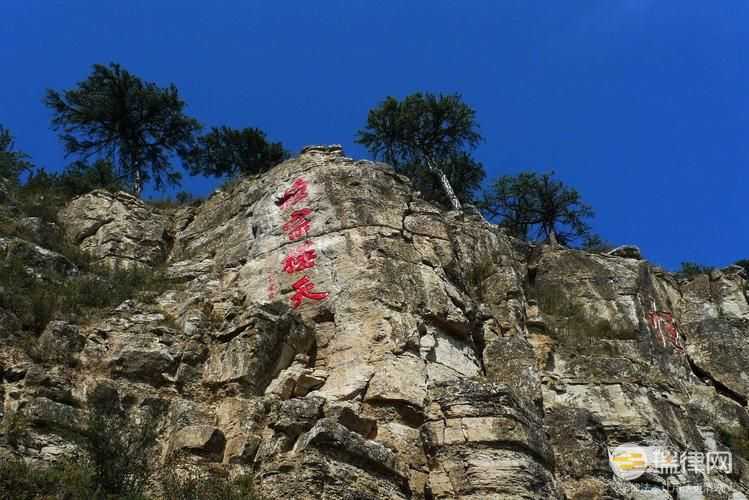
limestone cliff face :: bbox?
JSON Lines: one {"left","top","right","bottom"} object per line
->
{"left": 2, "top": 146, "right": 748, "bottom": 499}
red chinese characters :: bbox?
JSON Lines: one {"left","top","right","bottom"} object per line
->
{"left": 266, "top": 274, "right": 279, "bottom": 300}
{"left": 282, "top": 243, "right": 317, "bottom": 273}
{"left": 276, "top": 177, "right": 308, "bottom": 210}
{"left": 269, "top": 176, "right": 328, "bottom": 308}
{"left": 282, "top": 208, "right": 312, "bottom": 241}
{"left": 290, "top": 275, "right": 329, "bottom": 308}
{"left": 646, "top": 310, "right": 684, "bottom": 352}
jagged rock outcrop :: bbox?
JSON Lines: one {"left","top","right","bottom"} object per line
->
{"left": 529, "top": 248, "right": 749, "bottom": 498}
{"left": 0, "top": 236, "right": 77, "bottom": 276}
{"left": 606, "top": 244, "right": 642, "bottom": 260}
{"left": 59, "top": 190, "right": 172, "bottom": 268}
{"left": 1, "top": 146, "right": 747, "bottom": 499}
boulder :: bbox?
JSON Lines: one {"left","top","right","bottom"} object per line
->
{"left": 59, "top": 190, "right": 170, "bottom": 268}
{"left": 605, "top": 244, "right": 642, "bottom": 259}
{"left": 0, "top": 237, "right": 77, "bottom": 276}
{"left": 37, "top": 321, "right": 84, "bottom": 365}
{"left": 167, "top": 425, "right": 226, "bottom": 461}
{"left": 203, "top": 306, "right": 313, "bottom": 395}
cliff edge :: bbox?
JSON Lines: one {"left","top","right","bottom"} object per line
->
{"left": 1, "top": 146, "right": 747, "bottom": 499}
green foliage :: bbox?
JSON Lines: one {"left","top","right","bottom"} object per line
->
{"left": 2, "top": 161, "right": 127, "bottom": 258}
{"left": 0, "top": 193, "right": 95, "bottom": 268}
{"left": 0, "top": 403, "right": 157, "bottom": 500}
{"left": 0, "top": 458, "right": 95, "bottom": 500}
{"left": 61, "top": 264, "right": 172, "bottom": 311}
{"left": 183, "top": 126, "right": 287, "bottom": 179}
{"left": 0, "top": 250, "right": 171, "bottom": 334}
{"left": 481, "top": 171, "right": 594, "bottom": 245}
{"left": 175, "top": 191, "right": 193, "bottom": 204}
{"left": 0, "top": 124, "right": 33, "bottom": 184}
{"left": 81, "top": 404, "right": 157, "bottom": 498}
{"left": 2, "top": 162, "right": 118, "bottom": 261}
{"left": 464, "top": 256, "right": 498, "bottom": 301}
{"left": 718, "top": 425, "right": 749, "bottom": 461}
{"left": 397, "top": 153, "right": 485, "bottom": 207}
{"left": 580, "top": 234, "right": 614, "bottom": 253}
{"left": 355, "top": 92, "right": 485, "bottom": 207}
{"left": 676, "top": 261, "right": 713, "bottom": 279}
{"left": 0, "top": 398, "right": 256, "bottom": 499}
{"left": 62, "top": 159, "right": 126, "bottom": 195}
{"left": 735, "top": 259, "right": 749, "bottom": 276}
{"left": 161, "top": 469, "right": 260, "bottom": 500}
{"left": 145, "top": 192, "right": 200, "bottom": 209}
{"left": 18, "top": 160, "right": 126, "bottom": 220}
{"left": 0, "top": 253, "right": 58, "bottom": 333}
{"left": 45, "top": 63, "right": 201, "bottom": 196}
{"left": 2, "top": 410, "right": 29, "bottom": 448}
{"left": 0, "top": 159, "right": 172, "bottom": 335}
{"left": 0, "top": 457, "right": 261, "bottom": 500}
{"left": 529, "top": 281, "right": 636, "bottom": 344}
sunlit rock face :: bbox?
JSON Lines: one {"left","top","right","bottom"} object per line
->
{"left": 1, "top": 146, "right": 747, "bottom": 499}
{"left": 60, "top": 190, "right": 171, "bottom": 269}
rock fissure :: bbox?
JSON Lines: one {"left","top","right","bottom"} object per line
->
{"left": 687, "top": 355, "right": 748, "bottom": 407}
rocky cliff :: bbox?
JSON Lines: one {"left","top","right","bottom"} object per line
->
{"left": 1, "top": 145, "right": 748, "bottom": 499}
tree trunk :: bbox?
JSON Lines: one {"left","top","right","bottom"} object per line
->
{"left": 548, "top": 227, "right": 559, "bottom": 247}
{"left": 128, "top": 144, "right": 144, "bottom": 197}
{"left": 425, "top": 158, "right": 462, "bottom": 211}
{"left": 133, "top": 168, "right": 143, "bottom": 197}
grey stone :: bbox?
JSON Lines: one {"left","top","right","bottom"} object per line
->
{"left": 606, "top": 244, "right": 642, "bottom": 259}
{"left": 0, "top": 147, "right": 747, "bottom": 499}
{"left": 59, "top": 190, "right": 170, "bottom": 268}
{"left": 37, "top": 321, "right": 84, "bottom": 365}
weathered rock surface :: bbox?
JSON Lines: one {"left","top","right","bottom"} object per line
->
{"left": 0, "top": 146, "right": 747, "bottom": 499}
{"left": 606, "top": 244, "right": 642, "bottom": 260}
{"left": 0, "top": 236, "right": 77, "bottom": 276}
{"left": 59, "top": 190, "right": 171, "bottom": 268}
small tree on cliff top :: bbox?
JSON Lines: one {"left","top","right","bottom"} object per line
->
{"left": 481, "top": 171, "right": 594, "bottom": 246}
{"left": 0, "top": 124, "right": 32, "bottom": 183}
{"left": 183, "top": 126, "right": 288, "bottom": 179}
{"left": 356, "top": 92, "right": 485, "bottom": 210}
{"left": 735, "top": 259, "right": 749, "bottom": 275}
{"left": 45, "top": 63, "right": 201, "bottom": 196}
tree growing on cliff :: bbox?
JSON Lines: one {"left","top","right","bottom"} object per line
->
{"left": 735, "top": 259, "right": 749, "bottom": 276}
{"left": 677, "top": 261, "right": 713, "bottom": 279}
{"left": 23, "top": 159, "right": 126, "bottom": 200}
{"left": 183, "top": 126, "right": 287, "bottom": 178}
{"left": 355, "top": 93, "right": 485, "bottom": 210}
{"left": 481, "top": 171, "right": 594, "bottom": 245}
{"left": 0, "top": 124, "right": 32, "bottom": 183}
{"left": 580, "top": 233, "right": 614, "bottom": 253}
{"left": 44, "top": 63, "right": 201, "bottom": 196}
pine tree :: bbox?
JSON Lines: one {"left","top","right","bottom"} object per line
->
{"left": 45, "top": 63, "right": 201, "bottom": 196}
{"left": 356, "top": 93, "right": 485, "bottom": 209}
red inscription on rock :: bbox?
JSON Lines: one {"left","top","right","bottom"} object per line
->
{"left": 282, "top": 208, "right": 312, "bottom": 241}
{"left": 282, "top": 242, "right": 317, "bottom": 274}
{"left": 647, "top": 310, "right": 684, "bottom": 351}
{"left": 290, "top": 275, "right": 329, "bottom": 308}
{"left": 276, "top": 177, "right": 308, "bottom": 210}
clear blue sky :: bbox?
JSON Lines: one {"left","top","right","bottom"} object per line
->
{"left": 1, "top": 1, "right": 747, "bottom": 270}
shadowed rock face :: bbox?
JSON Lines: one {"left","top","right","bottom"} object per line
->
{"left": 1, "top": 146, "right": 748, "bottom": 499}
